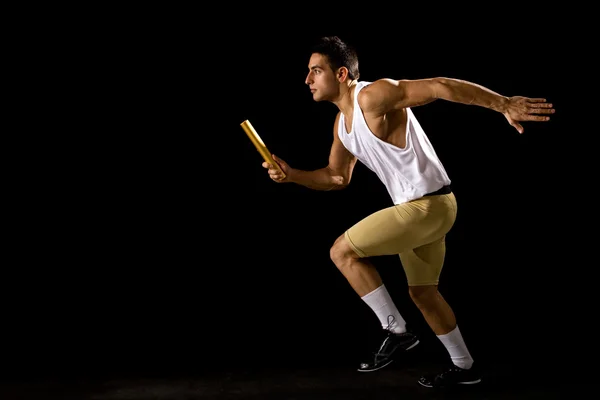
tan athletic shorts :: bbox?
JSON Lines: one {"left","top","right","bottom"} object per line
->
{"left": 344, "top": 192, "right": 457, "bottom": 286}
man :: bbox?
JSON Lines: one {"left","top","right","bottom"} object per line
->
{"left": 261, "top": 36, "right": 554, "bottom": 388}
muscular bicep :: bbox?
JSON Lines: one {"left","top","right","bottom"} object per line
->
{"left": 327, "top": 113, "right": 357, "bottom": 185}
{"left": 360, "top": 78, "right": 446, "bottom": 114}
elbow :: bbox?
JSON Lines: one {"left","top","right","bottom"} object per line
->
{"left": 431, "top": 78, "right": 452, "bottom": 100}
{"left": 332, "top": 175, "right": 349, "bottom": 189}
{"left": 327, "top": 174, "right": 350, "bottom": 191}
{"left": 326, "top": 162, "right": 355, "bottom": 190}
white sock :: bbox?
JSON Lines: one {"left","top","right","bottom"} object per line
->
{"left": 361, "top": 284, "right": 407, "bottom": 334}
{"left": 437, "top": 325, "right": 474, "bottom": 369}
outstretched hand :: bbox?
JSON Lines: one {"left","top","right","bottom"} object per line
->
{"left": 503, "top": 96, "right": 555, "bottom": 134}
{"left": 262, "top": 154, "right": 291, "bottom": 183}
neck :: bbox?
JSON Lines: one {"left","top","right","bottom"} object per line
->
{"left": 333, "top": 80, "right": 357, "bottom": 116}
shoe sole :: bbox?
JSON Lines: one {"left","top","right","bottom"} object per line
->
{"left": 418, "top": 378, "right": 482, "bottom": 388}
{"left": 356, "top": 339, "right": 420, "bottom": 373}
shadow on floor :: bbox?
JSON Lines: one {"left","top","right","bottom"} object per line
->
{"left": 0, "top": 353, "right": 587, "bottom": 400}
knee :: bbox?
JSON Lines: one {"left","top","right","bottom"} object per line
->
{"left": 408, "top": 285, "right": 438, "bottom": 308}
{"left": 330, "top": 234, "right": 357, "bottom": 268}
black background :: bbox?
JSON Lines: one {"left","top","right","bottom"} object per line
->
{"left": 6, "top": 6, "right": 590, "bottom": 381}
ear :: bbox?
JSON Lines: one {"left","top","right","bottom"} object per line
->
{"left": 337, "top": 67, "right": 349, "bottom": 82}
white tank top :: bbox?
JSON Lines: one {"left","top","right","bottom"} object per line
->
{"left": 338, "top": 81, "right": 451, "bottom": 205}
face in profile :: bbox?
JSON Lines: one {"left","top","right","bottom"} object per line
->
{"left": 305, "top": 53, "right": 340, "bottom": 102}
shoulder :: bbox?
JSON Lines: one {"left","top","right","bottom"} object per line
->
{"left": 356, "top": 79, "right": 399, "bottom": 113}
{"left": 357, "top": 79, "right": 397, "bottom": 98}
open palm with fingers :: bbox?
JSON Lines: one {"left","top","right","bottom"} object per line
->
{"left": 504, "top": 96, "right": 555, "bottom": 134}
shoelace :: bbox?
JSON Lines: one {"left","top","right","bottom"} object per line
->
{"left": 386, "top": 315, "right": 396, "bottom": 331}
{"left": 373, "top": 315, "right": 399, "bottom": 358}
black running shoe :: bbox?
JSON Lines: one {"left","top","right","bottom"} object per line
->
{"left": 418, "top": 364, "right": 482, "bottom": 388}
{"left": 357, "top": 317, "right": 420, "bottom": 372}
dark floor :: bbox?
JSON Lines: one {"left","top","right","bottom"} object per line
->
{"left": 0, "top": 354, "right": 588, "bottom": 400}
{"left": 0, "top": 318, "right": 590, "bottom": 399}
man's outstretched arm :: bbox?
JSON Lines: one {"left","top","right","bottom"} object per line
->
{"left": 359, "top": 77, "right": 555, "bottom": 133}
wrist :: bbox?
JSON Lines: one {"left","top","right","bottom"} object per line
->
{"left": 286, "top": 168, "right": 296, "bottom": 182}
{"left": 492, "top": 96, "right": 509, "bottom": 113}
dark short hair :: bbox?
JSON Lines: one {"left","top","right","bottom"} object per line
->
{"left": 310, "top": 36, "right": 360, "bottom": 80}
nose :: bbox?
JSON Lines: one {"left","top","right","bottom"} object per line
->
{"left": 305, "top": 72, "right": 313, "bottom": 85}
